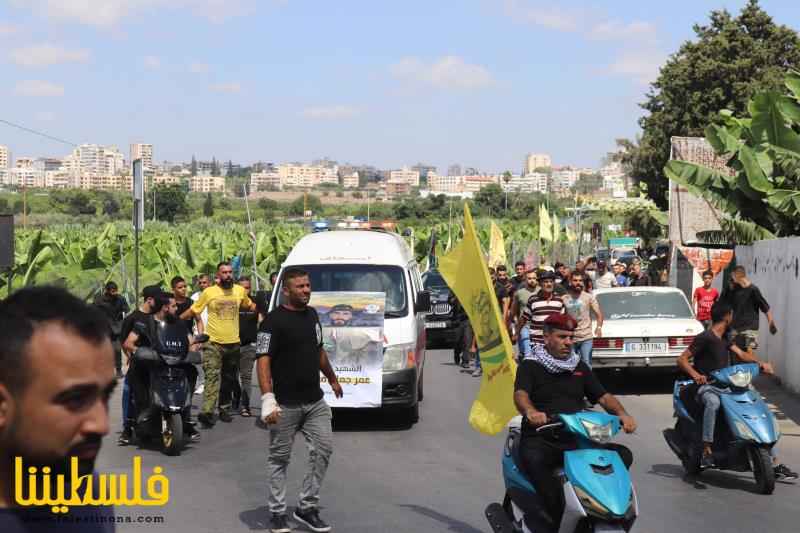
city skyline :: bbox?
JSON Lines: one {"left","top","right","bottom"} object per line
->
{"left": 2, "top": 1, "right": 798, "bottom": 173}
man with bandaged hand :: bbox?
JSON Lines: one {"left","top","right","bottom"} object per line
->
{"left": 255, "top": 268, "right": 342, "bottom": 533}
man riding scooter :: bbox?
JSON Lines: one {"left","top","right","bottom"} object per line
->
{"left": 514, "top": 313, "right": 638, "bottom": 528}
{"left": 676, "top": 301, "right": 797, "bottom": 479}
{"left": 122, "top": 291, "right": 202, "bottom": 444}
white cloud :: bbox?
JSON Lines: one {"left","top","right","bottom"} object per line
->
{"left": 502, "top": 0, "right": 582, "bottom": 32}
{"left": 390, "top": 56, "right": 494, "bottom": 90}
{"left": 12, "top": 0, "right": 259, "bottom": 27}
{"left": 15, "top": 80, "right": 65, "bottom": 97}
{"left": 210, "top": 82, "right": 241, "bottom": 93}
{"left": 0, "top": 24, "right": 20, "bottom": 36}
{"left": 301, "top": 105, "right": 360, "bottom": 120}
{"left": 143, "top": 55, "right": 161, "bottom": 69}
{"left": 606, "top": 51, "right": 666, "bottom": 86}
{"left": 9, "top": 43, "right": 90, "bottom": 67}
{"left": 588, "top": 20, "right": 658, "bottom": 44}
{"left": 189, "top": 62, "right": 210, "bottom": 74}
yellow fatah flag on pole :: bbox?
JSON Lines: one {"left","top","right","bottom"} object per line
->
{"left": 566, "top": 226, "right": 577, "bottom": 243}
{"left": 488, "top": 221, "right": 507, "bottom": 268}
{"left": 551, "top": 213, "right": 561, "bottom": 243}
{"left": 439, "top": 205, "right": 518, "bottom": 435}
{"left": 539, "top": 204, "right": 552, "bottom": 242}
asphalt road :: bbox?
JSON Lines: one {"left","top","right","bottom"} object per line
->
{"left": 97, "top": 349, "right": 800, "bottom": 533}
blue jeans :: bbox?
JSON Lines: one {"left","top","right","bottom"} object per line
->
{"left": 697, "top": 384, "right": 729, "bottom": 443}
{"left": 572, "top": 339, "right": 593, "bottom": 367}
{"left": 517, "top": 326, "right": 530, "bottom": 360}
{"left": 475, "top": 349, "right": 481, "bottom": 370}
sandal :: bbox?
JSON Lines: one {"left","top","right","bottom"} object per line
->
{"left": 240, "top": 407, "right": 252, "bottom": 417}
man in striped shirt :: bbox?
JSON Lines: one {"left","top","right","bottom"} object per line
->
{"left": 517, "top": 270, "right": 565, "bottom": 357}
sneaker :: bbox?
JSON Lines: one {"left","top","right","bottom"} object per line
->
{"left": 270, "top": 513, "right": 292, "bottom": 533}
{"left": 194, "top": 383, "right": 205, "bottom": 395}
{"left": 292, "top": 508, "right": 331, "bottom": 533}
{"left": 240, "top": 407, "right": 252, "bottom": 417}
{"left": 197, "top": 412, "right": 216, "bottom": 428}
{"left": 774, "top": 464, "right": 799, "bottom": 481}
{"left": 117, "top": 427, "right": 133, "bottom": 446}
{"left": 218, "top": 409, "right": 233, "bottom": 423}
{"left": 186, "top": 425, "right": 201, "bottom": 442}
{"left": 472, "top": 368, "right": 483, "bottom": 377}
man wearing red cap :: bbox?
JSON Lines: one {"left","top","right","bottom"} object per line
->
{"left": 514, "top": 312, "right": 637, "bottom": 527}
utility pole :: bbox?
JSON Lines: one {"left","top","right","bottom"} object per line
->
{"left": 22, "top": 182, "right": 27, "bottom": 229}
{"left": 152, "top": 176, "right": 156, "bottom": 222}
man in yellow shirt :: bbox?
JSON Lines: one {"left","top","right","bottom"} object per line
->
{"left": 181, "top": 261, "right": 256, "bottom": 427}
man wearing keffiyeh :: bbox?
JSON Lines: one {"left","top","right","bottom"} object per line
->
{"left": 513, "top": 313, "right": 638, "bottom": 527}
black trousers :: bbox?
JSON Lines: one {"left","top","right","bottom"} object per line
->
{"left": 519, "top": 434, "right": 633, "bottom": 525}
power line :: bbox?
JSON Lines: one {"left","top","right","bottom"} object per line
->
{"left": 0, "top": 117, "right": 78, "bottom": 147}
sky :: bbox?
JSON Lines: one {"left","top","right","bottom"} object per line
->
{"left": 1, "top": 0, "right": 799, "bottom": 173}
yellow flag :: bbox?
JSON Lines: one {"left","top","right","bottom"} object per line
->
{"left": 439, "top": 204, "right": 518, "bottom": 435}
{"left": 488, "top": 221, "right": 507, "bottom": 268}
{"left": 539, "top": 204, "right": 552, "bottom": 241}
{"left": 551, "top": 213, "right": 561, "bottom": 243}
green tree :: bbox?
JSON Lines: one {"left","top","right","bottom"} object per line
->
{"left": 629, "top": 0, "right": 800, "bottom": 208}
{"left": 473, "top": 183, "right": 504, "bottom": 215}
{"left": 573, "top": 173, "right": 603, "bottom": 195}
{"left": 102, "top": 195, "right": 121, "bottom": 217}
{"left": 147, "top": 184, "right": 190, "bottom": 222}
{"left": 0, "top": 197, "right": 9, "bottom": 213}
{"left": 219, "top": 197, "right": 231, "bottom": 210}
{"left": 211, "top": 157, "right": 220, "bottom": 177}
{"left": 352, "top": 191, "right": 363, "bottom": 199}
{"left": 203, "top": 192, "right": 214, "bottom": 217}
{"left": 626, "top": 207, "right": 666, "bottom": 247}
{"left": 190, "top": 155, "right": 197, "bottom": 177}
{"left": 289, "top": 194, "right": 322, "bottom": 216}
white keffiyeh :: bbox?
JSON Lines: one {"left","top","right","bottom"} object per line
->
{"left": 529, "top": 343, "right": 580, "bottom": 374}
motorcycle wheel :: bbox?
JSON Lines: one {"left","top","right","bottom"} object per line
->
{"left": 749, "top": 447, "right": 775, "bottom": 495}
{"left": 162, "top": 413, "right": 184, "bottom": 456}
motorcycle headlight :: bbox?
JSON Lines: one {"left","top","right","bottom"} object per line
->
{"left": 581, "top": 420, "right": 613, "bottom": 444}
{"left": 383, "top": 342, "right": 416, "bottom": 372}
{"left": 729, "top": 370, "right": 753, "bottom": 388}
{"left": 734, "top": 421, "right": 756, "bottom": 441}
{"left": 573, "top": 485, "right": 609, "bottom": 517}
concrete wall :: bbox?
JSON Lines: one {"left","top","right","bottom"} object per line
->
{"left": 735, "top": 238, "right": 800, "bottom": 394}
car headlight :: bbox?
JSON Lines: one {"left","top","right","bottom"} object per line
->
{"left": 734, "top": 421, "right": 756, "bottom": 441}
{"left": 581, "top": 420, "right": 613, "bottom": 444}
{"left": 729, "top": 370, "right": 753, "bottom": 388}
{"left": 573, "top": 485, "right": 610, "bottom": 517}
{"left": 383, "top": 342, "right": 416, "bottom": 372}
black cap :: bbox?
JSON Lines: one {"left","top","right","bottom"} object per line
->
{"left": 142, "top": 285, "right": 161, "bottom": 301}
{"left": 538, "top": 270, "right": 556, "bottom": 281}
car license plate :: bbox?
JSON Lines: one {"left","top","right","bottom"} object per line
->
{"left": 426, "top": 322, "right": 447, "bottom": 329}
{"left": 625, "top": 342, "right": 667, "bottom": 353}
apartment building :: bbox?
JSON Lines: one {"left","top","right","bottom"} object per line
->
{"left": 428, "top": 173, "right": 463, "bottom": 193}
{"left": 388, "top": 167, "right": 420, "bottom": 187}
{"left": 341, "top": 172, "right": 359, "bottom": 189}
{"left": 15, "top": 157, "right": 35, "bottom": 168}
{"left": 250, "top": 171, "right": 282, "bottom": 191}
{"left": 278, "top": 163, "right": 338, "bottom": 188}
{"left": 0, "top": 145, "right": 9, "bottom": 169}
{"left": 189, "top": 175, "right": 225, "bottom": 193}
{"left": 66, "top": 144, "right": 125, "bottom": 177}
{"left": 9, "top": 167, "right": 45, "bottom": 188}
{"left": 462, "top": 174, "right": 499, "bottom": 193}
{"left": 130, "top": 143, "right": 154, "bottom": 171}
{"left": 523, "top": 153, "right": 552, "bottom": 175}
{"left": 385, "top": 181, "right": 410, "bottom": 196}
{"left": 502, "top": 173, "right": 549, "bottom": 194}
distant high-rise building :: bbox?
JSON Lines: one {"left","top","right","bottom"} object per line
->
{"left": 411, "top": 163, "right": 437, "bottom": 179}
{"left": 389, "top": 167, "right": 420, "bottom": 187}
{"left": 447, "top": 164, "right": 462, "bottom": 177}
{"left": 68, "top": 144, "right": 124, "bottom": 177}
{"left": 524, "top": 153, "right": 552, "bottom": 175}
{"left": 130, "top": 143, "right": 153, "bottom": 171}
{"left": 0, "top": 145, "right": 9, "bottom": 169}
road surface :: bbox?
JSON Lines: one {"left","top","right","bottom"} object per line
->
{"left": 97, "top": 349, "right": 800, "bottom": 532}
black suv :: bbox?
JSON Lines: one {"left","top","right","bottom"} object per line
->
{"left": 421, "top": 270, "right": 463, "bottom": 349}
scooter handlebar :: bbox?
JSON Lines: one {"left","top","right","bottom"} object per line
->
{"left": 535, "top": 419, "right": 564, "bottom": 433}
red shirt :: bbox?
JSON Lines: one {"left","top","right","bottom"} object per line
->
{"left": 693, "top": 286, "right": 719, "bottom": 321}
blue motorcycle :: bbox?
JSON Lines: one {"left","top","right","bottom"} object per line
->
{"left": 663, "top": 363, "right": 780, "bottom": 494}
{"left": 486, "top": 412, "right": 638, "bottom": 533}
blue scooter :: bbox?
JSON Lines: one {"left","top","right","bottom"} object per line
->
{"left": 663, "top": 363, "right": 780, "bottom": 494}
{"left": 486, "top": 412, "right": 638, "bottom": 533}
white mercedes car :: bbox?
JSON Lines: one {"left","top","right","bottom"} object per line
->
{"left": 591, "top": 286, "right": 705, "bottom": 369}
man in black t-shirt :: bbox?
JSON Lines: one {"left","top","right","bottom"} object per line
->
{"left": 255, "top": 268, "right": 343, "bottom": 533}
{"left": 514, "top": 313, "right": 636, "bottom": 526}
{"left": 93, "top": 281, "right": 129, "bottom": 377}
{"left": 117, "top": 285, "right": 161, "bottom": 445}
{"left": 720, "top": 266, "right": 777, "bottom": 351}
{"left": 234, "top": 276, "right": 259, "bottom": 416}
{"left": 677, "top": 301, "right": 784, "bottom": 471}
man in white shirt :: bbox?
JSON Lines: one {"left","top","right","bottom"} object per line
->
{"left": 594, "top": 260, "right": 617, "bottom": 289}
{"left": 190, "top": 274, "right": 211, "bottom": 394}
